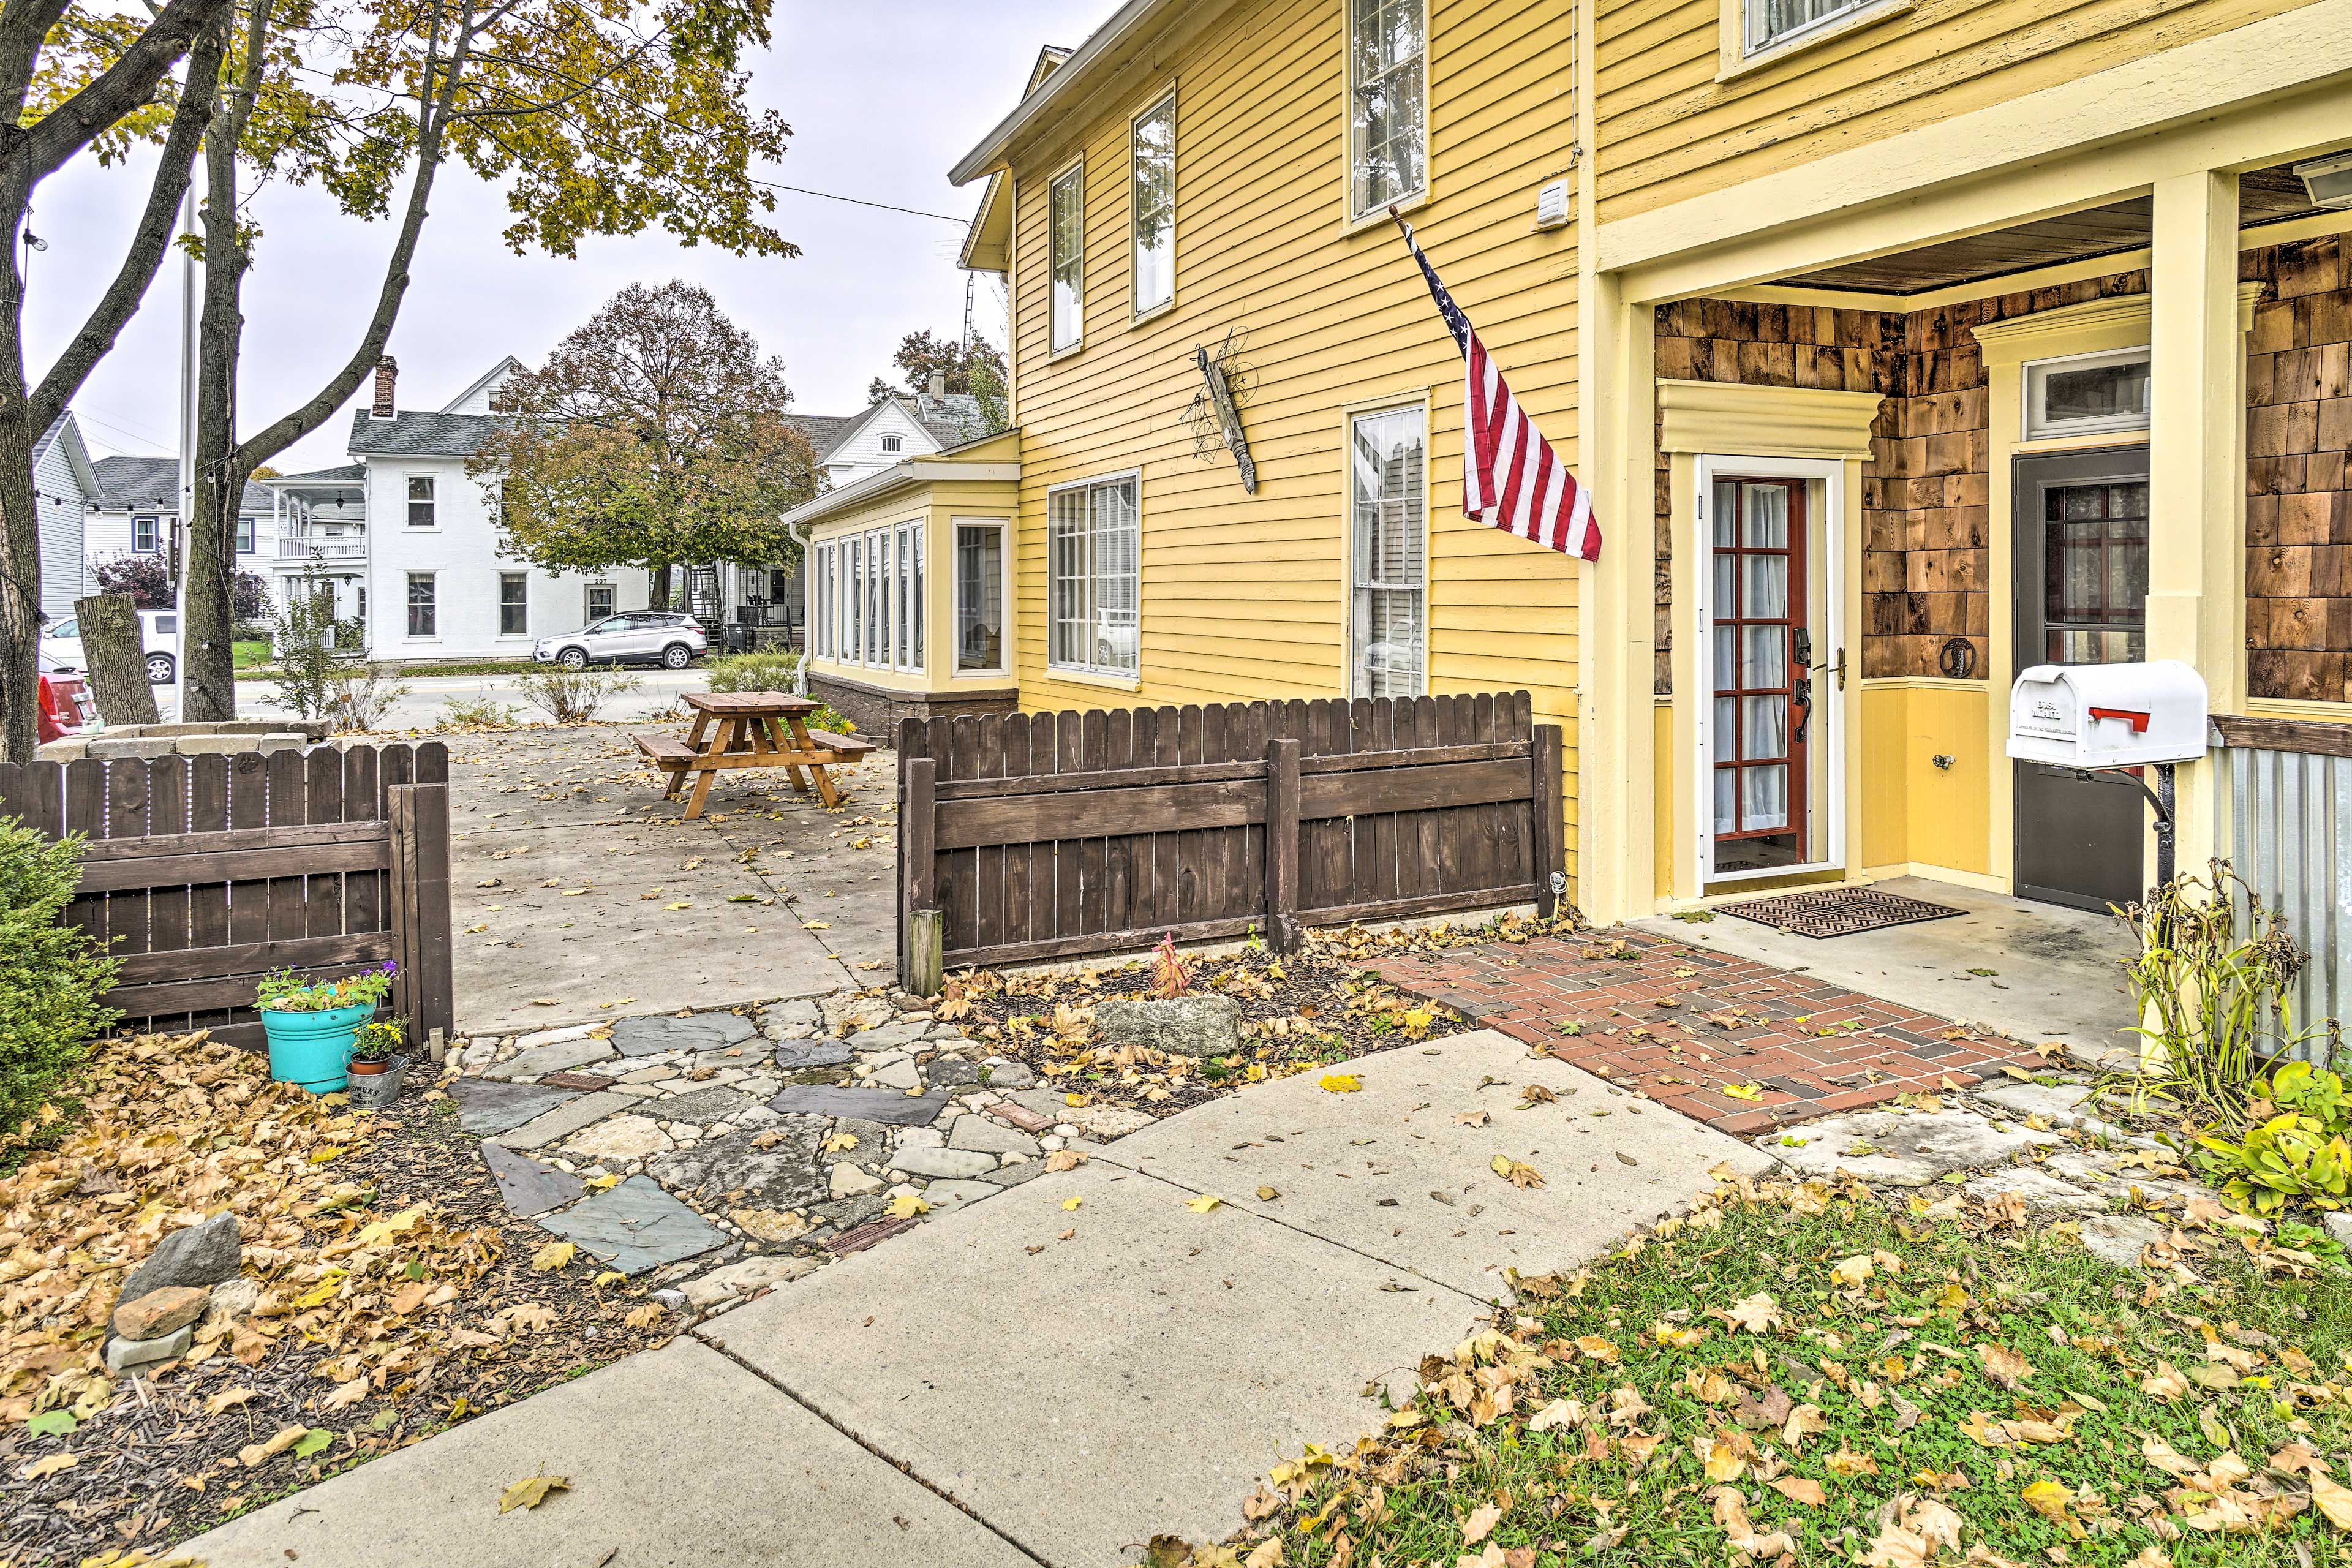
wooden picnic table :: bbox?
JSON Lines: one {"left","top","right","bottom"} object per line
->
{"left": 633, "top": 690, "right": 876, "bottom": 819}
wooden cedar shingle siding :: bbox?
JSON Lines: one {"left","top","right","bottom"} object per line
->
{"left": 2245, "top": 236, "right": 2352, "bottom": 701}
{"left": 999, "top": 0, "right": 1583, "bottom": 867}
{"left": 1594, "top": 0, "right": 2318, "bottom": 224}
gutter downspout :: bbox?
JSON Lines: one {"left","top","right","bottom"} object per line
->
{"left": 786, "top": 519, "right": 812, "bottom": 698}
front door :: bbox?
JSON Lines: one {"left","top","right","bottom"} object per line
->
{"left": 1709, "top": 477, "right": 1812, "bottom": 876}
{"left": 2012, "top": 448, "right": 2150, "bottom": 911}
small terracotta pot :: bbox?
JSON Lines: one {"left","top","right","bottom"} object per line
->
{"left": 349, "top": 1058, "right": 390, "bottom": 1076}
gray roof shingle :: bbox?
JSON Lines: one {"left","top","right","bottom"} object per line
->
{"left": 780, "top": 412, "right": 862, "bottom": 459}
{"left": 90, "top": 454, "right": 271, "bottom": 513}
{"left": 345, "top": 408, "right": 508, "bottom": 457}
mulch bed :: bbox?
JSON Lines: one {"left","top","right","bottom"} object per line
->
{"left": 1, "top": 1044, "right": 677, "bottom": 1567}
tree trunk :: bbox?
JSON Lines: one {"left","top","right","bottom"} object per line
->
{"left": 182, "top": 28, "right": 255, "bottom": 725}
{"left": 0, "top": 391, "right": 39, "bottom": 763}
{"left": 647, "top": 564, "right": 672, "bottom": 611}
{"left": 74, "top": 594, "right": 162, "bottom": 725}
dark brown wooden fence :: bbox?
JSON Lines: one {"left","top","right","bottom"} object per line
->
{"left": 895, "top": 692, "right": 1563, "bottom": 981}
{"left": 0, "top": 742, "right": 454, "bottom": 1053}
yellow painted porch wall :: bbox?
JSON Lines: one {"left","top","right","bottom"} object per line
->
{"left": 997, "top": 0, "right": 1584, "bottom": 875}
{"left": 1858, "top": 680, "right": 1992, "bottom": 878}
{"left": 1594, "top": 0, "right": 2320, "bottom": 225}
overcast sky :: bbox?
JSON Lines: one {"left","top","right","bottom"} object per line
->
{"left": 30, "top": 0, "right": 1109, "bottom": 471}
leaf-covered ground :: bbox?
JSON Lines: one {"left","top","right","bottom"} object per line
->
{"left": 0, "top": 1035, "right": 677, "bottom": 1567}
{"left": 1164, "top": 1170, "right": 2352, "bottom": 1568}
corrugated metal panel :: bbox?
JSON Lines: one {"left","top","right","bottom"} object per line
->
{"left": 2228, "top": 745, "right": 2352, "bottom": 1054}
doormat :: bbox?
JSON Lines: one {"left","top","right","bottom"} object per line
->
{"left": 1719, "top": 886, "right": 1965, "bottom": 939}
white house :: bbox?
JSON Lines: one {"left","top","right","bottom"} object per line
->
{"left": 32, "top": 412, "right": 97, "bottom": 617}
{"left": 266, "top": 356, "right": 652, "bottom": 660}
{"left": 783, "top": 385, "right": 993, "bottom": 489}
{"left": 83, "top": 454, "right": 271, "bottom": 595}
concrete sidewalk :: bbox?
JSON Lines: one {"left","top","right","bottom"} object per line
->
{"left": 181, "top": 1031, "right": 1773, "bottom": 1566}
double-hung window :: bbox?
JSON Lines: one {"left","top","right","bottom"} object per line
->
{"left": 1132, "top": 94, "right": 1176, "bottom": 317}
{"left": 406, "top": 572, "right": 437, "bottom": 638}
{"left": 1348, "top": 0, "right": 1426, "bottom": 219}
{"left": 846, "top": 535, "right": 865, "bottom": 663}
{"left": 499, "top": 571, "right": 529, "bottom": 636}
{"left": 956, "top": 522, "right": 1008, "bottom": 674}
{"left": 894, "top": 520, "right": 925, "bottom": 671}
{"left": 235, "top": 516, "right": 255, "bottom": 554}
{"left": 1047, "top": 475, "right": 1140, "bottom": 678}
{"left": 406, "top": 475, "right": 436, "bottom": 527}
{"left": 810, "top": 543, "right": 831, "bottom": 658}
{"left": 1348, "top": 405, "right": 1427, "bottom": 698}
{"left": 586, "top": 582, "right": 615, "bottom": 623}
{"left": 133, "top": 515, "right": 159, "bottom": 552}
{"left": 1050, "top": 162, "right": 1085, "bottom": 353}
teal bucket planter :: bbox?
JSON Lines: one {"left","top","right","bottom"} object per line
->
{"left": 262, "top": 1003, "right": 375, "bottom": 1094}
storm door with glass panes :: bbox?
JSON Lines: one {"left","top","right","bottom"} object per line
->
{"left": 1709, "top": 478, "right": 1811, "bottom": 875}
{"left": 2012, "top": 448, "right": 2152, "bottom": 911}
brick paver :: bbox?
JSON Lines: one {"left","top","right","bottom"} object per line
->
{"left": 1371, "top": 929, "right": 2047, "bottom": 1136}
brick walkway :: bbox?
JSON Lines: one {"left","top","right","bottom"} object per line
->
{"left": 1371, "top": 929, "right": 2048, "bottom": 1136}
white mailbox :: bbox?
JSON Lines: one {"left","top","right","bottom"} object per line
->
{"left": 2005, "top": 660, "right": 2208, "bottom": 769}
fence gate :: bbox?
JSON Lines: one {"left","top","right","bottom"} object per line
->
{"left": 895, "top": 692, "right": 1565, "bottom": 983}
{"left": 0, "top": 742, "right": 456, "bottom": 1052}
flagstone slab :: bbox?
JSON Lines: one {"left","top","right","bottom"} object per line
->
{"left": 479, "top": 1143, "right": 586, "bottom": 1218}
{"left": 482, "top": 1038, "right": 616, "bottom": 1082}
{"left": 611, "top": 1012, "right": 759, "bottom": 1058}
{"left": 652, "top": 1086, "right": 763, "bottom": 1126}
{"left": 534, "top": 1176, "right": 726, "bottom": 1275}
{"left": 768, "top": 1085, "right": 951, "bottom": 1126}
{"left": 647, "top": 1129, "right": 829, "bottom": 1212}
{"left": 490, "top": 1089, "right": 637, "bottom": 1152}
{"left": 451, "top": 1077, "right": 579, "bottom": 1136}
{"left": 768, "top": 1039, "right": 854, "bottom": 1070}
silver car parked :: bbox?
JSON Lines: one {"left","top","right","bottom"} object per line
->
{"left": 532, "top": 611, "right": 707, "bottom": 671}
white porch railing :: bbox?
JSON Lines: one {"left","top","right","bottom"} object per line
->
{"left": 276, "top": 535, "right": 368, "bottom": 562}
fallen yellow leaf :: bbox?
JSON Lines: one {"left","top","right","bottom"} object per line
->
{"left": 1721, "top": 1083, "right": 1765, "bottom": 1102}
{"left": 530, "top": 1242, "right": 577, "bottom": 1272}
{"left": 1062, "top": 1196, "right": 1083, "bottom": 1211}
{"left": 887, "top": 1193, "right": 930, "bottom": 1218}
{"left": 584, "top": 1174, "right": 619, "bottom": 1192}
{"left": 499, "top": 1473, "right": 570, "bottom": 1513}
{"left": 1317, "top": 1073, "right": 1363, "bottom": 1093}
{"left": 1186, "top": 1194, "right": 1224, "bottom": 1213}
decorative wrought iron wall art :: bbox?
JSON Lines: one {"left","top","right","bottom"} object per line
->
{"left": 1182, "top": 328, "right": 1257, "bottom": 494}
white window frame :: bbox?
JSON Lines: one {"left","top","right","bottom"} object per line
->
{"left": 867, "top": 526, "right": 892, "bottom": 668}
{"left": 892, "top": 518, "right": 925, "bottom": 673}
{"left": 1049, "top": 158, "right": 1085, "bottom": 356}
{"left": 404, "top": 474, "right": 437, "bottom": 529}
{"left": 846, "top": 533, "right": 865, "bottom": 665}
{"left": 952, "top": 519, "right": 1012, "bottom": 679}
{"left": 1722, "top": 0, "right": 1910, "bottom": 74}
{"left": 497, "top": 571, "right": 529, "bottom": 638}
{"left": 1046, "top": 470, "right": 1142, "bottom": 682}
{"left": 1131, "top": 89, "right": 1177, "bottom": 320}
{"left": 235, "top": 516, "right": 255, "bottom": 554}
{"left": 132, "top": 514, "right": 158, "bottom": 552}
{"left": 586, "top": 581, "right": 616, "bottom": 624}
{"left": 405, "top": 571, "right": 437, "bottom": 639}
{"left": 810, "top": 543, "right": 831, "bottom": 660}
{"left": 1345, "top": 0, "right": 1429, "bottom": 224}
{"left": 1344, "top": 397, "right": 1430, "bottom": 699}
{"left": 2022, "top": 345, "right": 2154, "bottom": 441}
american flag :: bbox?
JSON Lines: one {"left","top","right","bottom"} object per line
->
{"left": 1398, "top": 216, "right": 1601, "bottom": 564}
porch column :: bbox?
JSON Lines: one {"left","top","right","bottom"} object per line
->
{"left": 2144, "top": 168, "right": 2244, "bottom": 876}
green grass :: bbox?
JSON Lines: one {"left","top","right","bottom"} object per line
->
{"left": 1191, "top": 1179, "right": 2352, "bottom": 1568}
{"left": 233, "top": 638, "right": 273, "bottom": 669}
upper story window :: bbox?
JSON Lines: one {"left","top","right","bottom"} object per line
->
{"left": 1132, "top": 92, "right": 1176, "bottom": 317}
{"left": 1348, "top": 0, "right": 1426, "bottom": 219}
{"left": 406, "top": 475, "right": 436, "bottom": 528}
{"left": 881, "top": 434, "right": 903, "bottom": 453}
{"left": 1744, "top": 0, "right": 1880, "bottom": 55}
{"left": 235, "top": 516, "right": 255, "bottom": 554}
{"left": 1050, "top": 162, "right": 1085, "bottom": 353}
{"left": 132, "top": 515, "right": 158, "bottom": 552}
{"left": 2024, "top": 347, "right": 2152, "bottom": 440}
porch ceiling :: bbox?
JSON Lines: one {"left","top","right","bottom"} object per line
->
{"left": 1770, "top": 164, "right": 2322, "bottom": 297}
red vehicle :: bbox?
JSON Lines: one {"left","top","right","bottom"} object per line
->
{"left": 37, "top": 668, "right": 95, "bottom": 743}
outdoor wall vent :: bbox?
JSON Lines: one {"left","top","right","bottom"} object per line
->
{"left": 2296, "top": 151, "right": 2352, "bottom": 211}
{"left": 1534, "top": 180, "right": 1570, "bottom": 231}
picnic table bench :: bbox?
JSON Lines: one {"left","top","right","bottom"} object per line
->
{"left": 632, "top": 691, "right": 876, "bottom": 819}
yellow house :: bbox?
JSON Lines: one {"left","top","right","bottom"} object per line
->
{"left": 919, "top": 0, "right": 2352, "bottom": 951}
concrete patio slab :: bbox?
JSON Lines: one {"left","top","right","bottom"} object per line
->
{"left": 1095, "top": 1030, "right": 1781, "bottom": 1297}
{"left": 175, "top": 1340, "right": 1036, "bottom": 1568}
{"left": 706, "top": 1160, "right": 1482, "bottom": 1566}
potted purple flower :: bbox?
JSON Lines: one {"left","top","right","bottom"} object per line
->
{"left": 256, "top": 961, "right": 398, "bottom": 1093}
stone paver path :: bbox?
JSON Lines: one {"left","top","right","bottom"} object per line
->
{"left": 1374, "top": 929, "right": 2048, "bottom": 1134}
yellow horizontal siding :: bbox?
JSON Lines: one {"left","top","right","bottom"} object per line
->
{"left": 1594, "top": 0, "right": 2315, "bottom": 222}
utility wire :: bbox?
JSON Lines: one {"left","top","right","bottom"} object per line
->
{"left": 750, "top": 178, "right": 969, "bottom": 226}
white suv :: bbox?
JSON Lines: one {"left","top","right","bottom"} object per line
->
{"left": 533, "top": 612, "right": 707, "bottom": 671}
{"left": 40, "top": 608, "right": 183, "bottom": 684}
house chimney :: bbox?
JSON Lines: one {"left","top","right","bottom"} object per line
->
{"left": 372, "top": 356, "right": 398, "bottom": 418}
{"left": 927, "top": 372, "right": 948, "bottom": 399}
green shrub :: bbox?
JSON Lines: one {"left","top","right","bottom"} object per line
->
{"left": 704, "top": 650, "right": 801, "bottom": 693}
{"left": 805, "top": 704, "right": 856, "bottom": 735}
{"left": 0, "top": 820, "right": 120, "bottom": 1152}
{"left": 2196, "top": 1060, "right": 2352, "bottom": 1217}
{"left": 439, "top": 695, "right": 522, "bottom": 729}
{"left": 516, "top": 666, "right": 630, "bottom": 723}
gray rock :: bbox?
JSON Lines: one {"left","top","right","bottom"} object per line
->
{"left": 769, "top": 1085, "right": 951, "bottom": 1126}
{"left": 830, "top": 1118, "right": 899, "bottom": 1152}
{"left": 948, "top": 1117, "right": 1041, "bottom": 1157}
{"left": 1960, "top": 1167, "right": 2106, "bottom": 1214}
{"left": 647, "top": 1129, "right": 828, "bottom": 1212}
{"left": 484, "top": 1038, "right": 617, "bottom": 1082}
{"left": 843, "top": 1019, "right": 930, "bottom": 1053}
{"left": 1094, "top": 995, "right": 1242, "bottom": 1056}
{"left": 769, "top": 1039, "right": 853, "bottom": 1071}
{"left": 700, "top": 1039, "right": 775, "bottom": 1069}
{"left": 979, "top": 1161, "right": 1044, "bottom": 1188}
{"left": 651, "top": 1287, "right": 688, "bottom": 1312}
{"left": 761, "top": 1000, "right": 823, "bottom": 1038}
{"left": 2077, "top": 1213, "right": 2167, "bottom": 1269}
{"left": 208, "top": 1277, "right": 262, "bottom": 1322}
{"left": 534, "top": 1176, "right": 727, "bottom": 1276}
{"left": 492, "top": 1090, "right": 638, "bottom": 1152}
{"left": 870, "top": 1060, "right": 922, "bottom": 1090}
{"left": 1766, "top": 1107, "right": 2061, "bottom": 1187}
{"left": 653, "top": 1086, "right": 762, "bottom": 1127}
{"left": 920, "top": 1179, "right": 998, "bottom": 1213}
{"left": 982, "top": 1061, "right": 1037, "bottom": 1090}
{"left": 118, "top": 1212, "right": 241, "bottom": 1308}
{"left": 892, "top": 1147, "right": 997, "bottom": 1180}
{"left": 1973, "top": 1079, "right": 2098, "bottom": 1125}
{"left": 611, "top": 1012, "right": 758, "bottom": 1058}
{"left": 927, "top": 1057, "right": 982, "bottom": 1087}
{"left": 810, "top": 1194, "right": 888, "bottom": 1232}
{"left": 453, "top": 1077, "right": 581, "bottom": 1135}
{"left": 682, "top": 1254, "right": 820, "bottom": 1310}
{"left": 105, "top": 1323, "right": 194, "bottom": 1373}
{"left": 481, "top": 1143, "right": 587, "bottom": 1218}
{"left": 2328, "top": 1212, "right": 2352, "bottom": 1250}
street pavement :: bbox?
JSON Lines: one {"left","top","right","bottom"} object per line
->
{"left": 229, "top": 667, "right": 710, "bottom": 731}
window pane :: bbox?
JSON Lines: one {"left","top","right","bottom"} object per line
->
{"left": 1741, "top": 554, "right": 1787, "bottom": 620}
{"left": 499, "top": 572, "right": 527, "bottom": 636}
{"left": 1093, "top": 480, "right": 1139, "bottom": 674}
{"left": 1740, "top": 625, "right": 1785, "bottom": 689}
{"left": 1713, "top": 625, "right": 1736, "bottom": 692}
{"left": 1133, "top": 97, "right": 1176, "bottom": 314}
{"left": 1741, "top": 696, "right": 1787, "bottom": 760}
{"left": 1743, "top": 764, "right": 1789, "bottom": 832}
{"left": 957, "top": 526, "right": 1003, "bottom": 672}
{"left": 588, "top": 583, "right": 614, "bottom": 623}
{"left": 1714, "top": 769, "right": 1736, "bottom": 835}
{"left": 406, "top": 573, "right": 435, "bottom": 638}
{"left": 2045, "top": 358, "right": 2149, "bottom": 424}
{"left": 1741, "top": 484, "right": 1787, "bottom": 547}
{"left": 1349, "top": 407, "right": 1425, "bottom": 698}
{"left": 407, "top": 476, "right": 434, "bottom": 529}
{"left": 1051, "top": 167, "right": 1084, "bottom": 352}
{"left": 1349, "top": 0, "right": 1425, "bottom": 216}
{"left": 910, "top": 527, "right": 925, "bottom": 667}
{"left": 1747, "top": 0, "right": 1864, "bottom": 52}
{"left": 1049, "top": 489, "right": 1087, "bottom": 668}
